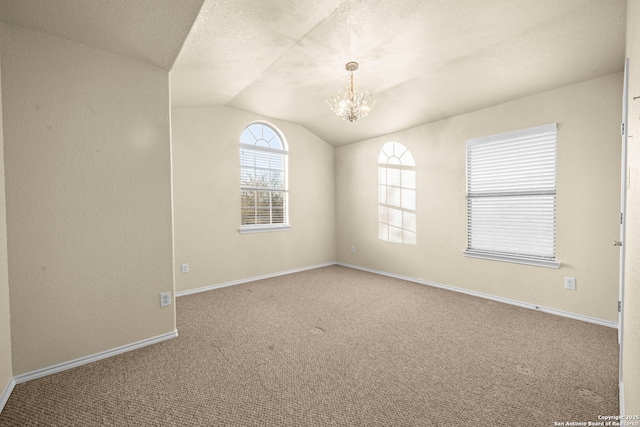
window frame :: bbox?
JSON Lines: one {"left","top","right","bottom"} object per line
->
{"left": 239, "top": 121, "right": 290, "bottom": 234}
{"left": 463, "top": 123, "right": 560, "bottom": 268}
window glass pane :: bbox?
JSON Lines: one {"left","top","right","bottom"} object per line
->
{"left": 393, "top": 142, "right": 407, "bottom": 159}
{"left": 379, "top": 185, "right": 386, "bottom": 204}
{"left": 247, "top": 123, "right": 261, "bottom": 137}
{"left": 241, "top": 189, "right": 257, "bottom": 225}
{"left": 387, "top": 168, "right": 401, "bottom": 187}
{"left": 403, "top": 211, "right": 416, "bottom": 233}
{"left": 400, "top": 150, "right": 415, "bottom": 166}
{"left": 262, "top": 125, "right": 276, "bottom": 143}
{"left": 254, "top": 152, "right": 271, "bottom": 169}
{"left": 271, "top": 154, "right": 284, "bottom": 170}
{"left": 241, "top": 190, "right": 255, "bottom": 206}
{"left": 388, "top": 207, "right": 403, "bottom": 228}
{"left": 402, "top": 188, "right": 416, "bottom": 210}
{"left": 379, "top": 206, "right": 389, "bottom": 223}
{"left": 272, "top": 191, "right": 285, "bottom": 207}
{"left": 382, "top": 144, "right": 394, "bottom": 159}
{"left": 240, "top": 128, "right": 256, "bottom": 145}
{"left": 256, "top": 191, "right": 270, "bottom": 207}
{"left": 378, "top": 167, "right": 386, "bottom": 183}
{"left": 389, "top": 226, "right": 403, "bottom": 243}
{"left": 255, "top": 208, "right": 271, "bottom": 224}
{"left": 240, "top": 170, "right": 254, "bottom": 186}
{"left": 387, "top": 186, "right": 401, "bottom": 207}
{"left": 271, "top": 171, "right": 284, "bottom": 189}
{"left": 243, "top": 213, "right": 256, "bottom": 225}
{"left": 272, "top": 207, "right": 285, "bottom": 224}
{"left": 379, "top": 222, "right": 389, "bottom": 240}
{"left": 240, "top": 149, "right": 254, "bottom": 167}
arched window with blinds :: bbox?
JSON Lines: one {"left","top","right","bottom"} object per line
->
{"left": 239, "top": 122, "right": 289, "bottom": 232}
{"left": 378, "top": 141, "right": 416, "bottom": 244}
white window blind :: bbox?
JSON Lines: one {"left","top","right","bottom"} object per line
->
{"left": 239, "top": 122, "right": 289, "bottom": 231}
{"left": 464, "top": 123, "right": 559, "bottom": 268}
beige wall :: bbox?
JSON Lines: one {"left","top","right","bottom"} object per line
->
{"left": 337, "top": 73, "right": 622, "bottom": 323}
{"left": 171, "top": 107, "right": 336, "bottom": 291}
{"left": 172, "top": 106, "right": 335, "bottom": 293}
{"left": 0, "top": 23, "right": 176, "bottom": 375}
{"left": 0, "top": 49, "right": 13, "bottom": 399}
{"left": 623, "top": 0, "right": 640, "bottom": 415}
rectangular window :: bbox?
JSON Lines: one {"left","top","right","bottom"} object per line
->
{"left": 464, "top": 123, "right": 559, "bottom": 268}
{"left": 240, "top": 145, "right": 288, "bottom": 231}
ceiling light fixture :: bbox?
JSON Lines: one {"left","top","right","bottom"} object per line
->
{"left": 328, "top": 61, "right": 376, "bottom": 123}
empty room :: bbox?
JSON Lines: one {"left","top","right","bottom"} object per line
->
{"left": 0, "top": 0, "right": 639, "bottom": 425}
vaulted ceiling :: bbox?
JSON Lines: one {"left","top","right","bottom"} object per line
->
{"left": 0, "top": 0, "right": 627, "bottom": 147}
{"left": 0, "top": 0, "right": 204, "bottom": 70}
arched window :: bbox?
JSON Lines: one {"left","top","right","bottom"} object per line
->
{"left": 239, "top": 122, "right": 289, "bottom": 231}
{"left": 378, "top": 141, "right": 416, "bottom": 244}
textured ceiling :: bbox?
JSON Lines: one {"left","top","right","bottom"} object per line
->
{"left": 0, "top": 0, "right": 204, "bottom": 70}
{"left": 0, "top": 0, "right": 626, "bottom": 147}
{"left": 171, "top": 0, "right": 627, "bottom": 146}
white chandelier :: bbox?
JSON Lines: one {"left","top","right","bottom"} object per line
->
{"left": 328, "top": 62, "right": 376, "bottom": 123}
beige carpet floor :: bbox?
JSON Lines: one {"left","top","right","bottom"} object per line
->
{"left": 0, "top": 265, "right": 619, "bottom": 426}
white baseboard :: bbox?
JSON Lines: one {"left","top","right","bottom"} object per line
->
{"left": 337, "top": 262, "right": 619, "bottom": 329}
{"left": 175, "top": 262, "right": 337, "bottom": 297}
{"left": 13, "top": 330, "right": 178, "bottom": 386}
{"left": 0, "top": 377, "right": 15, "bottom": 414}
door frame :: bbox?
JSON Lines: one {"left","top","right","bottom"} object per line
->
{"left": 618, "top": 57, "right": 629, "bottom": 414}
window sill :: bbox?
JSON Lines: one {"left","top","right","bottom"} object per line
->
{"left": 239, "top": 225, "right": 291, "bottom": 234}
{"left": 463, "top": 250, "right": 560, "bottom": 269}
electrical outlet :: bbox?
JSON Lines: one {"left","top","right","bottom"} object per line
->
{"left": 564, "top": 277, "right": 576, "bottom": 290}
{"left": 181, "top": 263, "right": 189, "bottom": 274}
{"left": 160, "top": 292, "right": 172, "bottom": 307}
{"left": 351, "top": 245, "right": 356, "bottom": 253}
